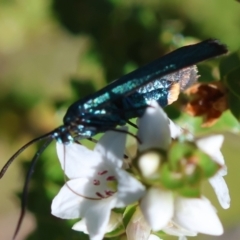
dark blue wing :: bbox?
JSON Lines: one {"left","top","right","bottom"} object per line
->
{"left": 64, "top": 39, "right": 227, "bottom": 121}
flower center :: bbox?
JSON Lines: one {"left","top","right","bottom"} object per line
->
{"left": 93, "top": 170, "right": 117, "bottom": 198}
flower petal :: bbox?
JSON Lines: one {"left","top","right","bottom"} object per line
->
{"left": 51, "top": 179, "right": 86, "bottom": 219}
{"left": 94, "top": 127, "right": 128, "bottom": 168}
{"left": 72, "top": 219, "right": 88, "bottom": 234}
{"left": 173, "top": 196, "right": 223, "bottom": 235}
{"left": 138, "top": 151, "right": 162, "bottom": 178}
{"left": 140, "top": 187, "right": 174, "bottom": 231}
{"left": 51, "top": 178, "right": 114, "bottom": 219}
{"left": 56, "top": 142, "right": 103, "bottom": 179}
{"left": 105, "top": 211, "right": 123, "bottom": 233}
{"left": 85, "top": 197, "right": 115, "bottom": 240}
{"left": 52, "top": 178, "right": 117, "bottom": 240}
{"left": 115, "top": 169, "right": 146, "bottom": 207}
{"left": 196, "top": 135, "right": 225, "bottom": 165}
{"left": 137, "top": 101, "right": 171, "bottom": 151}
{"left": 209, "top": 174, "right": 230, "bottom": 209}
{"left": 73, "top": 211, "right": 122, "bottom": 234}
{"left": 163, "top": 221, "right": 197, "bottom": 237}
{"left": 126, "top": 207, "right": 151, "bottom": 240}
{"left": 168, "top": 119, "right": 183, "bottom": 139}
{"left": 148, "top": 234, "right": 162, "bottom": 240}
{"left": 178, "top": 236, "right": 188, "bottom": 240}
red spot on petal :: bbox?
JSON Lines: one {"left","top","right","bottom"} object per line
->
{"left": 106, "top": 176, "right": 116, "bottom": 181}
{"left": 93, "top": 179, "right": 100, "bottom": 185}
{"left": 98, "top": 170, "right": 108, "bottom": 175}
{"left": 105, "top": 190, "right": 114, "bottom": 196}
{"left": 96, "top": 192, "right": 104, "bottom": 198}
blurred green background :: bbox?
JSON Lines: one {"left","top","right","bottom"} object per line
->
{"left": 1, "top": 0, "right": 240, "bottom": 239}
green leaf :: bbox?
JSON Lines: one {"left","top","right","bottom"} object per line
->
{"left": 178, "top": 185, "right": 201, "bottom": 198}
{"left": 225, "top": 66, "right": 240, "bottom": 121}
{"left": 161, "top": 163, "right": 184, "bottom": 189}
{"left": 196, "top": 150, "right": 220, "bottom": 178}
{"left": 168, "top": 141, "right": 195, "bottom": 170}
{"left": 225, "top": 66, "right": 240, "bottom": 98}
{"left": 228, "top": 91, "right": 240, "bottom": 121}
{"left": 150, "top": 232, "right": 166, "bottom": 239}
{"left": 220, "top": 52, "right": 240, "bottom": 78}
{"left": 183, "top": 165, "right": 202, "bottom": 185}
{"left": 197, "top": 64, "right": 216, "bottom": 83}
{"left": 122, "top": 205, "right": 138, "bottom": 228}
{"left": 104, "top": 221, "right": 125, "bottom": 238}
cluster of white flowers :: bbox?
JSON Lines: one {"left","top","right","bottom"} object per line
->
{"left": 51, "top": 101, "right": 230, "bottom": 240}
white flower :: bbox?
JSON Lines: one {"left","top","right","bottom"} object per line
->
{"left": 72, "top": 211, "right": 123, "bottom": 234}
{"left": 140, "top": 187, "right": 223, "bottom": 236}
{"left": 137, "top": 101, "right": 225, "bottom": 236}
{"left": 140, "top": 187, "right": 174, "bottom": 231}
{"left": 140, "top": 184, "right": 223, "bottom": 237}
{"left": 173, "top": 196, "right": 223, "bottom": 235}
{"left": 51, "top": 128, "right": 145, "bottom": 240}
{"left": 163, "top": 220, "right": 197, "bottom": 237}
{"left": 196, "top": 135, "right": 230, "bottom": 209}
{"left": 126, "top": 207, "right": 163, "bottom": 240}
{"left": 158, "top": 101, "right": 230, "bottom": 210}
{"left": 169, "top": 122, "right": 230, "bottom": 209}
{"left": 126, "top": 207, "right": 151, "bottom": 240}
{"left": 137, "top": 101, "right": 171, "bottom": 151}
{"left": 148, "top": 235, "right": 162, "bottom": 240}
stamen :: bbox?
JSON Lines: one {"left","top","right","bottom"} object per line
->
{"left": 98, "top": 170, "right": 108, "bottom": 175}
{"left": 96, "top": 192, "right": 105, "bottom": 198}
{"left": 105, "top": 190, "right": 115, "bottom": 196}
{"left": 93, "top": 179, "right": 100, "bottom": 185}
{"left": 106, "top": 176, "right": 116, "bottom": 181}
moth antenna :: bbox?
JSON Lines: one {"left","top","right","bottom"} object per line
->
{"left": 126, "top": 120, "right": 138, "bottom": 129}
{"left": 0, "top": 131, "right": 55, "bottom": 178}
{"left": 12, "top": 137, "right": 53, "bottom": 240}
{"left": 108, "top": 127, "right": 141, "bottom": 144}
{"left": 88, "top": 137, "right": 98, "bottom": 144}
